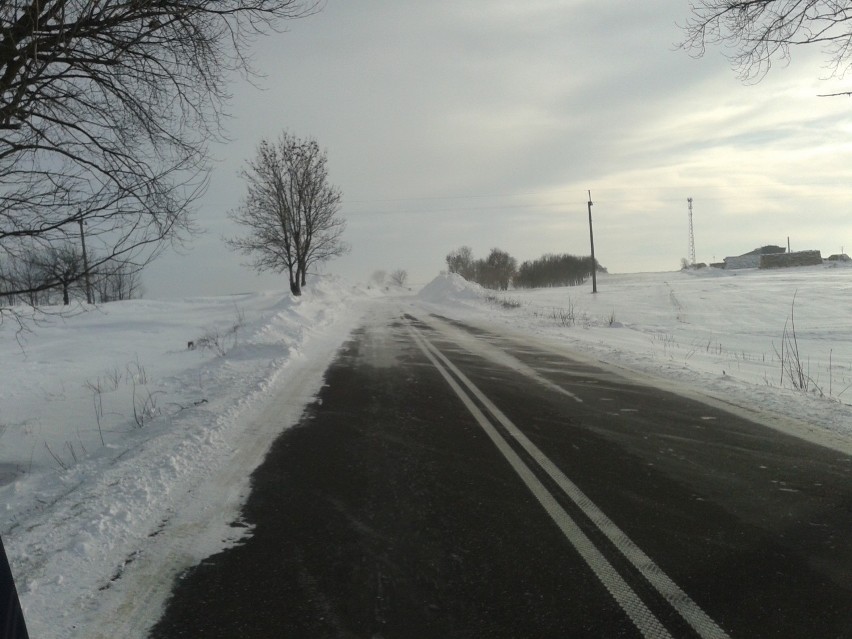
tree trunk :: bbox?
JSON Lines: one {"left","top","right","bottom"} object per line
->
{"left": 288, "top": 265, "right": 301, "bottom": 296}
{"left": 296, "top": 263, "right": 307, "bottom": 290}
{"left": 62, "top": 283, "right": 70, "bottom": 305}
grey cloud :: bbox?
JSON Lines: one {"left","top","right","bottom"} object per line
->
{"left": 142, "top": 1, "right": 852, "bottom": 296}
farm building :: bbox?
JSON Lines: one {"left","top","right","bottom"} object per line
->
{"left": 721, "top": 245, "right": 823, "bottom": 270}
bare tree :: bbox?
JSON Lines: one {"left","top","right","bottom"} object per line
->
{"left": 479, "top": 248, "right": 517, "bottom": 291}
{"left": 0, "top": 257, "right": 11, "bottom": 305}
{"left": 228, "top": 132, "right": 348, "bottom": 296}
{"left": 0, "top": 0, "right": 317, "bottom": 316}
{"left": 446, "top": 246, "right": 477, "bottom": 281}
{"left": 370, "top": 270, "right": 387, "bottom": 286}
{"left": 0, "top": 253, "right": 35, "bottom": 305}
{"left": 93, "top": 261, "right": 143, "bottom": 303}
{"left": 2, "top": 247, "right": 49, "bottom": 306}
{"left": 389, "top": 269, "right": 408, "bottom": 287}
{"left": 681, "top": 1, "right": 852, "bottom": 95}
{"left": 35, "top": 244, "right": 85, "bottom": 305}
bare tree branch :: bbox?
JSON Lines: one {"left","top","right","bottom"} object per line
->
{"left": 680, "top": 1, "right": 852, "bottom": 87}
{"left": 1, "top": 0, "right": 319, "bottom": 322}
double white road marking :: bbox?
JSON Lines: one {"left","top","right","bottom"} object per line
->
{"left": 408, "top": 321, "right": 730, "bottom": 639}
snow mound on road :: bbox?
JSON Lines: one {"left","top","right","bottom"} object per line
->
{"left": 418, "top": 273, "right": 484, "bottom": 303}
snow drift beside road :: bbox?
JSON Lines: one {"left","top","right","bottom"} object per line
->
{"left": 418, "top": 265, "right": 852, "bottom": 453}
{"left": 417, "top": 272, "right": 485, "bottom": 303}
{"left": 1, "top": 279, "right": 367, "bottom": 638}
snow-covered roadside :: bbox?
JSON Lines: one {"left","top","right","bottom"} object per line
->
{"left": 1, "top": 279, "right": 370, "bottom": 638}
{"left": 414, "top": 268, "right": 852, "bottom": 455}
{"left": 3, "top": 265, "right": 852, "bottom": 636}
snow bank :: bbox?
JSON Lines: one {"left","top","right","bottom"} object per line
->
{"left": 417, "top": 272, "right": 485, "bottom": 303}
{"left": 0, "top": 278, "right": 367, "bottom": 638}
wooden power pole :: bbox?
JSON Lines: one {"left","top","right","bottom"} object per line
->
{"left": 587, "top": 190, "right": 597, "bottom": 293}
{"left": 78, "top": 214, "right": 93, "bottom": 304}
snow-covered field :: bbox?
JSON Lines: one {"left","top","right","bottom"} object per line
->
{"left": 419, "top": 264, "right": 852, "bottom": 454}
{"left": 2, "top": 264, "right": 852, "bottom": 637}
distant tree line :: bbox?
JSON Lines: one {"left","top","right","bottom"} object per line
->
{"left": 515, "top": 254, "right": 599, "bottom": 288}
{"left": 1, "top": 246, "right": 141, "bottom": 307}
{"left": 446, "top": 247, "right": 517, "bottom": 290}
{"left": 446, "top": 246, "right": 604, "bottom": 290}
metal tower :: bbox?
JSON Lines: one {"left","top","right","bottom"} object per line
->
{"left": 687, "top": 197, "right": 696, "bottom": 265}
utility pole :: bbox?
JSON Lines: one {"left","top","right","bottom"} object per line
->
{"left": 687, "top": 197, "right": 696, "bottom": 266}
{"left": 78, "top": 213, "right": 93, "bottom": 304}
{"left": 587, "top": 190, "right": 597, "bottom": 294}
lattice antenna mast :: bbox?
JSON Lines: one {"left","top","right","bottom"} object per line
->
{"left": 687, "top": 197, "right": 696, "bottom": 265}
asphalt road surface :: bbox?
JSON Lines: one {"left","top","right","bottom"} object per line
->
{"left": 150, "top": 306, "right": 852, "bottom": 638}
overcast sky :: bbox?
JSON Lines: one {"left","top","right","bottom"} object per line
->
{"left": 146, "top": 0, "right": 852, "bottom": 297}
